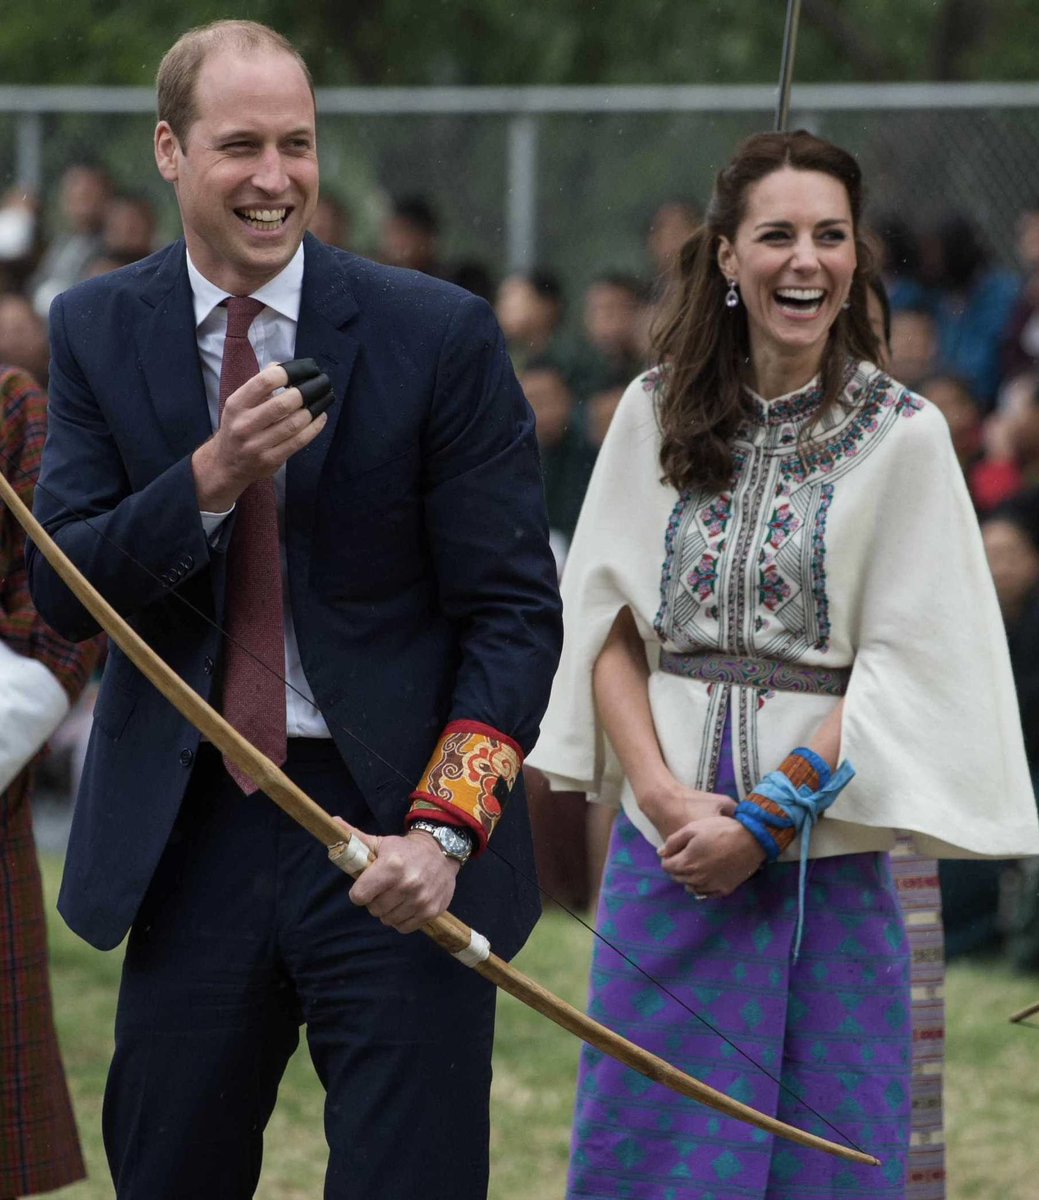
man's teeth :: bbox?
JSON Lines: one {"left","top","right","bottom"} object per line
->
{"left": 239, "top": 208, "right": 287, "bottom": 228}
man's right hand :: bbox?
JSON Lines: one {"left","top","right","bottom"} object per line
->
{"left": 192, "top": 362, "right": 329, "bottom": 511}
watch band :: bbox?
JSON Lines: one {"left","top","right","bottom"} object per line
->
{"left": 409, "top": 819, "right": 474, "bottom": 865}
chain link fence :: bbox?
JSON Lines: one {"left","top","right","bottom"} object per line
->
{"left": 2, "top": 84, "right": 1039, "bottom": 296}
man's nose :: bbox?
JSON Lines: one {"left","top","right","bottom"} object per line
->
{"left": 252, "top": 146, "right": 289, "bottom": 194}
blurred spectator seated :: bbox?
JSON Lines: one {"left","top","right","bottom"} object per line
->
{"left": 28, "top": 161, "right": 112, "bottom": 317}
{"left": 0, "top": 188, "right": 39, "bottom": 292}
{"left": 103, "top": 193, "right": 158, "bottom": 263}
{"left": 916, "top": 371, "right": 983, "bottom": 500}
{"left": 572, "top": 272, "right": 647, "bottom": 400}
{"left": 495, "top": 269, "right": 568, "bottom": 374}
{"left": 0, "top": 293, "right": 50, "bottom": 389}
{"left": 378, "top": 194, "right": 443, "bottom": 277}
{"left": 308, "top": 192, "right": 353, "bottom": 249}
{"left": 926, "top": 214, "right": 1019, "bottom": 412}
{"left": 943, "top": 495, "right": 1039, "bottom": 965}
{"left": 1002, "top": 198, "right": 1039, "bottom": 382}
{"left": 585, "top": 379, "right": 627, "bottom": 451}
{"left": 518, "top": 361, "right": 595, "bottom": 570}
{"left": 888, "top": 306, "right": 938, "bottom": 388}
{"left": 870, "top": 212, "right": 929, "bottom": 312}
{"left": 449, "top": 260, "right": 495, "bottom": 303}
{"left": 972, "top": 371, "right": 1039, "bottom": 513}
{"left": 645, "top": 198, "right": 700, "bottom": 284}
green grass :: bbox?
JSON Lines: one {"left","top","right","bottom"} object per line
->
{"left": 37, "top": 854, "right": 1039, "bottom": 1199}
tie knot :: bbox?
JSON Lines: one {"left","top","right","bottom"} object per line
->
{"left": 224, "top": 295, "right": 265, "bottom": 339}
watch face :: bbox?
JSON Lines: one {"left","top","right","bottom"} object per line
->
{"left": 436, "top": 826, "right": 471, "bottom": 860}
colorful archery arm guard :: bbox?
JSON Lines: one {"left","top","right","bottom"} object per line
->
{"left": 733, "top": 747, "right": 854, "bottom": 863}
{"left": 406, "top": 720, "right": 523, "bottom": 855}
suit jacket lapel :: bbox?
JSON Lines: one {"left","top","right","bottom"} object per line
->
{"left": 289, "top": 234, "right": 361, "bottom": 513}
{"left": 134, "top": 240, "right": 211, "bottom": 462}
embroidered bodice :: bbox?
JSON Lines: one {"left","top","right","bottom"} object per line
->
{"left": 651, "top": 361, "right": 923, "bottom": 667}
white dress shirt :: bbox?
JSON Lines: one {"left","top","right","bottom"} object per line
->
{"left": 187, "top": 246, "right": 330, "bottom": 738}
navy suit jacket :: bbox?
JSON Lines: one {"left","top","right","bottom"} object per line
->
{"left": 28, "top": 234, "right": 561, "bottom": 956}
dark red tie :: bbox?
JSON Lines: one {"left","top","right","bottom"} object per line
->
{"left": 218, "top": 296, "right": 287, "bottom": 791}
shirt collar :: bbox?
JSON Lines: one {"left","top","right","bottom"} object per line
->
{"left": 186, "top": 242, "right": 305, "bottom": 328}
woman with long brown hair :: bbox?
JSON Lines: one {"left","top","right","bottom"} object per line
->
{"left": 529, "top": 131, "right": 1038, "bottom": 1199}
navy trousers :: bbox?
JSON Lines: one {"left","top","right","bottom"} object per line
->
{"left": 102, "top": 741, "right": 497, "bottom": 1199}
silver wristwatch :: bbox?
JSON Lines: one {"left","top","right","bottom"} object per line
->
{"left": 410, "top": 819, "right": 474, "bottom": 866}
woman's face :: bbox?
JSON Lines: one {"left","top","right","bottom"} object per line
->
{"left": 717, "top": 166, "right": 857, "bottom": 370}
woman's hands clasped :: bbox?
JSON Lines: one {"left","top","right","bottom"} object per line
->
{"left": 639, "top": 776, "right": 764, "bottom": 899}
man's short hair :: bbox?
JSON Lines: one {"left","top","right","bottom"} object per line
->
{"left": 156, "top": 20, "right": 314, "bottom": 147}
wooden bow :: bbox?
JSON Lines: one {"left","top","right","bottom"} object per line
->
{"left": 0, "top": 468, "right": 878, "bottom": 1167}
{"left": 1010, "top": 1000, "right": 1039, "bottom": 1025}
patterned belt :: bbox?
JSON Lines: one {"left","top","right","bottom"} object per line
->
{"left": 659, "top": 650, "right": 851, "bottom": 697}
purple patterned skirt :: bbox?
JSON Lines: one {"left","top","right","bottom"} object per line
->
{"left": 567, "top": 735, "right": 911, "bottom": 1199}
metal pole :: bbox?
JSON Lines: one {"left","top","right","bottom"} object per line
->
{"left": 775, "top": 0, "right": 803, "bottom": 132}
{"left": 506, "top": 113, "right": 539, "bottom": 271}
{"left": 15, "top": 110, "right": 43, "bottom": 191}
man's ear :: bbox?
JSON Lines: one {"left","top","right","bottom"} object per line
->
{"left": 716, "top": 235, "right": 737, "bottom": 283}
{"left": 155, "top": 121, "right": 181, "bottom": 183}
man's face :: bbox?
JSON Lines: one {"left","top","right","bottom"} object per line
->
{"left": 155, "top": 46, "right": 318, "bottom": 294}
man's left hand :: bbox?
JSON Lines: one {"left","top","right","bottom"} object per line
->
{"left": 345, "top": 827, "right": 460, "bottom": 934}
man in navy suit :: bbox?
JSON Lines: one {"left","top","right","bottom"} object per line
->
{"left": 27, "top": 20, "right": 561, "bottom": 1200}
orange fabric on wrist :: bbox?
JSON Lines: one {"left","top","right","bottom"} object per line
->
{"left": 745, "top": 751, "right": 824, "bottom": 856}
{"left": 406, "top": 720, "right": 523, "bottom": 854}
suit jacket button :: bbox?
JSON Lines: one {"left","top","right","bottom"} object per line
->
{"left": 179, "top": 748, "right": 194, "bottom": 767}
{"left": 203, "top": 656, "right": 215, "bottom": 675}
{"left": 180, "top": 554, "right": 194, "bottom": 570}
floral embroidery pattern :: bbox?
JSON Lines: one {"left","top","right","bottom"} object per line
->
{"left": 700, "top": 495, "right": 732, "bottom": 539}
{"left": 758, "top": 563, "right": 792, "bottom": 611}
{"left": 409, "top": 721, "right": 522, "bottom": 851}
{"left": 687, "top": 553, "right": 719, "bottom": 601}
{"left": 779, "top": 374, "right": 923, "bottom": 484}
{"left": 764, "top": 502, "right": 801, "bottom": 549}
{"left": 642, "top": 366, "right": 666, "bottom": 393}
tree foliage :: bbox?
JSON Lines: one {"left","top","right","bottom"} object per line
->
{"left": 1, "top": 0, "right": 1036, "bottom": 88}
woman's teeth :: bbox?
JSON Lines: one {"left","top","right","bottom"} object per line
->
{"left": 775, "top": 287, "right": 825, "bottom": 314}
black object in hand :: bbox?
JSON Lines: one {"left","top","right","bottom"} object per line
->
{"left": 280, "top": 357, "right": 322, "bottom": 387}
{"left": 279, "top": 358, "right": 336, "bottom": 418}
{"left": 298, "top": 373, "right": 336, "bottom": 418}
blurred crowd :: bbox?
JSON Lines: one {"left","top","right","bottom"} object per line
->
{"left": 5, "top": 160, "right": 1039, "bottom": 969}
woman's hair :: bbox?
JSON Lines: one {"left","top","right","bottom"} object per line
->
{"left": 653, "top": 130, "right": 879, "bottom": 493}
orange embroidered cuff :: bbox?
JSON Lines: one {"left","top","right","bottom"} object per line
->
{"left": 406, "top": 720, "right": 523, "bottom": 854}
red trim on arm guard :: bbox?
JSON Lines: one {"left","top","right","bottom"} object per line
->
{"left": 406, "top": 720, "right": 523, "bottom": 854}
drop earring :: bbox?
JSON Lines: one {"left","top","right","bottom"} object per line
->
{"left": 725, "top": 279, "right": 739, "bottom": 309}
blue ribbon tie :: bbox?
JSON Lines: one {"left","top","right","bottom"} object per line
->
{"left": 734, "top": 753, "right": 856, "bottom": 959}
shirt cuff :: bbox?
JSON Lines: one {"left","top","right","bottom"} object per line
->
{"left": 406, "top": 720, "right": 523, "bottom": 855}
{"left": 200, "top": 504, "right": 235, "bottom": 543}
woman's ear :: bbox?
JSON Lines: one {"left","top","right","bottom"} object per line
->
{"left": 716, "top": 236, "right": 737, "bottom": 283}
